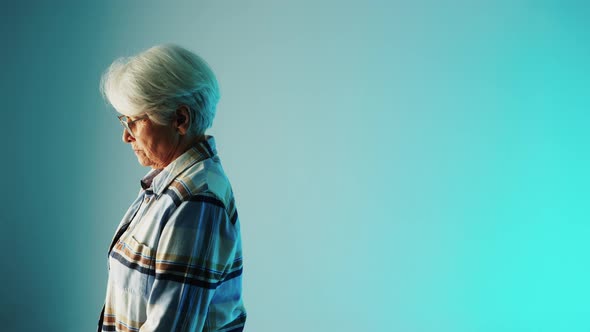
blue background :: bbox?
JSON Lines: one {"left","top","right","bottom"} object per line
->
{"left": 2, "top": 1, "right": 589, "bottom": 331}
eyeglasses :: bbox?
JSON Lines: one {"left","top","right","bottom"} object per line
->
{"left": 118, "top": 114, "right": 149, "bottom": 138}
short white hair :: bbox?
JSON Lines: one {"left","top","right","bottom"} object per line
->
{"left": 100, "top": 44, "right": 220, "bottom": 135}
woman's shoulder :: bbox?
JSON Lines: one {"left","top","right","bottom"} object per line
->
{"left": 166, "top": 157, "right": 235, "bottom": 210}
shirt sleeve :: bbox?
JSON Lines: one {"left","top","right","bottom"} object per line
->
{"left": 139, "top": 196, "right": 245, "bottom": 332}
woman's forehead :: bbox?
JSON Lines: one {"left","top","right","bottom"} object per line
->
{"left": 120, "top": 112, "right": 145, "bottom": 120}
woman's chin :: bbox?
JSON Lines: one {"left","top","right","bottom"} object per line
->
{"left": 135, "top": 153, "right": 152, "bottom": 167}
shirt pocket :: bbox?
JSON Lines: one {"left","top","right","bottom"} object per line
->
{"left": 109, "top": 234, "right": 155, "bottom": 298}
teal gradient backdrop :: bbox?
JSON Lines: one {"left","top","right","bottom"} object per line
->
{"left": 2, "top": 1, "right": 589, "bottom": 331}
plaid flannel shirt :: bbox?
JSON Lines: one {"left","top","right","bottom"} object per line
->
{"left": 98, "top": 136, "right": 246, "bottom": 331}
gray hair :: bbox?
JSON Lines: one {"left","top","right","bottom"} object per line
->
{"left": 100, "top": 44, "right": 220, "bottom": 136}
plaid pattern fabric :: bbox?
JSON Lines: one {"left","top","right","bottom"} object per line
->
{"left": 98, "top": 136, "right": 246, "bottom": 332}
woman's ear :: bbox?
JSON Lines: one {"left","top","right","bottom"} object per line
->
{"left": 175, "top": 106, "right": 191, "bottom": 135}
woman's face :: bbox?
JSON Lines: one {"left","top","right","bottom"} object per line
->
{"left": 121, "top": 114, "right": 181, "bottom": 169}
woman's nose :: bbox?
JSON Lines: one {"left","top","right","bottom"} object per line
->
{"left": 122, "top": 128, "right": 134, "bottom": 143}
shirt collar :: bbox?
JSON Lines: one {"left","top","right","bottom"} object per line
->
{"left": 139, "top": 135, "right": 218, "bottom": 195}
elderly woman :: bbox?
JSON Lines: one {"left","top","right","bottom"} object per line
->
{"left": 97, "top": 44, "right": 246, "bottom": 332}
